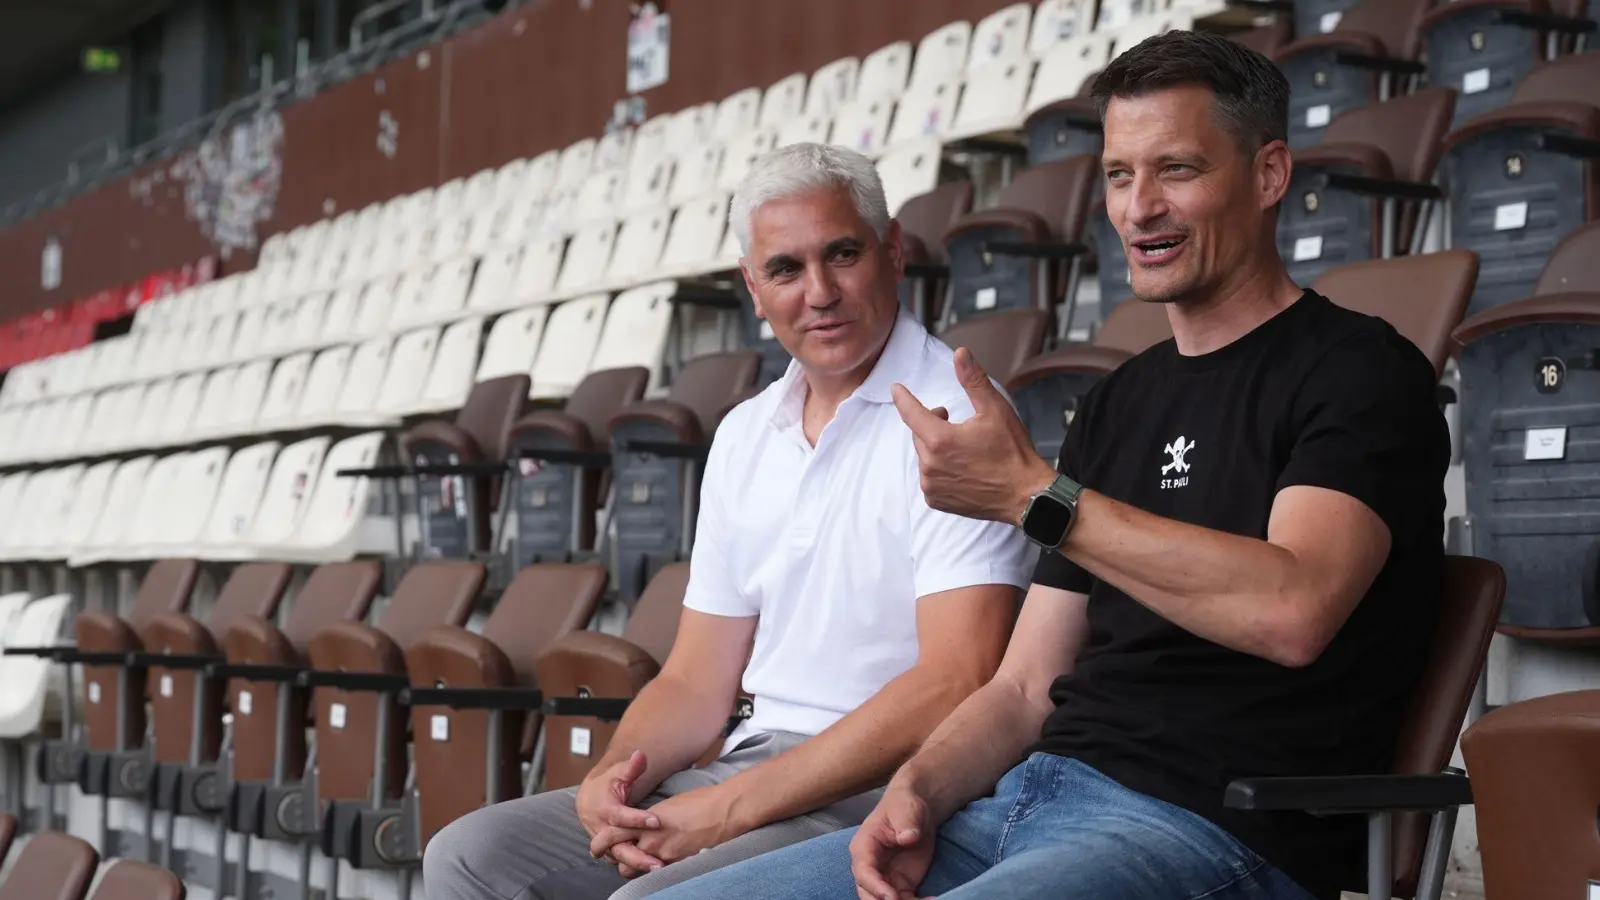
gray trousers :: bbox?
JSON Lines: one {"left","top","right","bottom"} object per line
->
{"left": 421, "top": 730, "right": 883, "bottom": 900}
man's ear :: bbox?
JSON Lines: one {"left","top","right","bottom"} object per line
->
{"left": 885, "top": 218, "right": 905, "bottom": 276}
{"left": 1257, "top": 139, "right": 1293, "bottom": 211}
{"left": 738, "top": 260, "right": 766, "bottom": 320}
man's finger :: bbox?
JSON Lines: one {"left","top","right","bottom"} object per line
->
{"left": 620, "top": 749, "right": 648, "bottom": 785}
{"left": 890, "top": 384, "right": 949, "bottom": 438}
{"left": 852, "top": 857, "right": 900, "bottom": 900}
{"left": 952, "top": 347, "right": 1004, "bottom": 412}
{"left": 589, "top": 825, "right": 639, "bottom": 858}
{"left": 612, "top": 841, "right": 665, "bottom": 873}
{"left": 602, "top": 804, "right": 660, "bottom": 830}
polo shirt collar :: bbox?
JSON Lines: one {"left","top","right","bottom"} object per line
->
{"left": 769, "top": 306, "right": 927, "bottom": 432}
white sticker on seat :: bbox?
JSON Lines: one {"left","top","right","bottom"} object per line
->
{"left": 330, "top": 702, "right": 347, "bottom": 730}
{"left": 975, "top": 287, "right": 998, "bottom": 310}
{"left": 159, "top": 675, "right": 173, "bottom": 698}
{"left": 570, "top": 727, "right": 592, "bottom": 757}
{"left": 430, "top": 714, "right": 449, "bottom": 742}
{"left": 1293, "top": 236, "right": 1324, "bottom": 262}
{"left": 88, "top": 683, "right": 100, "bottom": 704}
{"left": 1320, "top": 11, "right": 1342, "bottom": 32}
{"left": 1463, "top": 68, "right": 1491, "bottom": 95}
{"left": 1306, "top": 104, "right": 1331, "bottom": 128}
{"left": 1525, "top": 426, "right": 1568, "bottom": 461}
{"left": 238, "top": 691, "right": 253, "bottom": 716}
{"left": 1494, "top": 202, "right": 1528, "bottom": 231}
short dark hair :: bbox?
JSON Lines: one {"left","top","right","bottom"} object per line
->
{"left": 1090, "top": 30, "right": 1289, "bottom": 154}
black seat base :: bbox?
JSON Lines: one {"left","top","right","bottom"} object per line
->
{"left": 77, "top": 749, "right": 112, "bottom": 795}
{"left": 105, "top": 748, "right": 155, "bottom": 800}
{"left": 262, "top": 782, "right": 316, "bottom": 841}
{"left": 177, "top": 761, "right": 229, "bottom": 817}
{"left": 226, "top": 780, "right": 268, "bottom": 836}
{"left": 35, "top": 739, "right": 83, "bottom": 784}
{"left": 322, "top": 798, "right": 414, "bottom": 867}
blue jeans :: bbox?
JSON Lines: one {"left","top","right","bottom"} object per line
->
{"left": 648, "top": 753, "right": 1316, "bottom": 900}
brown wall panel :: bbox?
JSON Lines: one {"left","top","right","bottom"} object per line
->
{"left": 0, "top": 0, "right": 1033, "bottom": 321}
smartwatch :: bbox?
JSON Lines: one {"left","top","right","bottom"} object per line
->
{"left": 1019, "top": 473, "right": 1083, "bottom": 549}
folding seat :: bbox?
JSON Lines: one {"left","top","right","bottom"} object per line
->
{"left": 1006, "top": 299, "right": 1173, "bottom": 461}
{"left": 1438, "top": 52, "right": 1600, "bottom": 315}
{"left": 321, "top": 283, "right": 364, "bottom": 344}
{"left": 609, "top": 351, "right": 761, "bottom": 601}
{"left": 585, "top": 282, "right": 683, "bottom": 390}
{"left": 655, "top": 192, "right": 734, "bottom": 280}
{"left": 90, "top": 453, "right": 192, "bottom": 564}
{"left": 667, "top": 141, "right": 724, "bottom": 207}
{"left": 1420, "top": 0, "right": 1592, "bottom": 129}
{"left": 52, "top": 460, "right": 119, "bottom": 561}
{"left": 896, "top": 178, "right": 975, "bottom": 324}
{"left": 504, "top": 233, "right": 566, "bottom": 307}
{"left": 1312, "top": 249, "right": 1480, "bottom": 378}
{"left": 331, "top": 337, "right": 399, "bottom": 428}
{"left": 0, "top": 830, "right": 98, "bottom": 900}
{"left": 664, "top": 104, "right": 717, "bottom": 159}
{"left": 857, "top": 40, "right": 913, "bottom": 101}
{"left": 270, "top": 431, "right": 396, "bottom": 563}
{"left": 537, "top": 562, "right": 696, "bottom": 788}
{"left": 547, "top": 221, "right": 620, "bottom": 302}
{"left": 882, "top": 76, "right": 962, "bottom": 154}
{"left": 529, "top": 295, "right": 611, "bottom": 400}
{"left": 374, "top": 326, "right": 442, "bottom": 418}
{"left": 910, "top": 21, "right": 973, "bottom": 91}
{"left": 804, "top": 57, "right": 861, "bottom": 119}
{"left": 190, "top": 441, "right": 280, "bottom": 559}
{"left": 72, "top": 456, "right": 157, "bottom": 564}
{"left": 114, "top": 562, "right": 292, "bottom": 848}
{"left": 288, "top": 346, "right": 354, "bottom": 430}
{"left": 1272, "top": 0, "right": 1433, "bottom": 148}
{"left": 215, "top": 561, "right": 381, "bottom": 846}
{"left": 830, "top": 93, "right": 897, "bottom": 158}
{"left": 383, "top": 267, "right": 434, "bottom": 333}
{"left": 1278, "top": 87, "right": 1457, "bottom": 288}
{"left": 128, "top": 378, "right": 176, "bottom": 448}
{"left": 137, "top": 447, "right": 232, "bottom": 559}
{"left": 712, "top": 88, "right": 762, "bottom": 144}
{"left": 405, "top": 317, "right": 485, "bottom": 417}
{"left": 252, "top": 351, "right": 315, "bottom": 432}
{"left": 475, "top": 308, "right": 548, "bottom": 384}
{"left": 227, "top": 303, "right": 270, "bottom": 363}
{"left": 285, "top": 291, "right": 332, "bottom": 352}
{"left": 211, "top": 356, "right": 272, "bottom": 439}
{"left": 716, "top": 128, "right": 782, "bottom": 194}
{"left": 353, "top": 273, "right": 403, "bottom": 338}
{"left": 938, "top": 308, "right": 1050, "bottom": 383}
{"left": 464, "top": 244, "right": 521, "bottom": 313}
{"left": 188, "top": 367, "right": 238, "bottom": 441}
{"left": 946, "top": 54, "right": 1035, "bottom": 144}
{"left": 156, "top": 370, "right": 205, "bottom": 444}
{"left": 0, "top": 594, "right": 75, "bottom": 777}
{"left": 599, "top": 207, "right": 675, "bottom": 291}
{"left": 1451, "top": 222, "right": 1600, "bottom": 637}
{"left": 939, "top": 153, "right": 1100, "bottom": 330}
{"left": 366, "top": 562, "right": 610, "bottom": 860}
{"left": 777, "top": 108, "right": 833, "bottom": 149}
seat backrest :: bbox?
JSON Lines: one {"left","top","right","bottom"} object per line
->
{"left": 896, "top": 181, "right": 974, "bottom": 264}
{"left": 0, "top": 811, "right": 15, "bottom": 867}
{"left": 666, "top": 351, "right": 762, "bottom": 431}
{"left": 1310, "top": 249, "right": 1478, "bottom": 377}
{"left": 127, "top": 559, "right": 200, "bottom": 632}
{"left": 1332, "top": 0, "right": 1431, "bottom": 58}
{"left": 1535, "top": 221, "right": 1600, "bottom": 295}
{"left": 207, "top": 562, "right": 294, "bottom": 640}
{"left": 991, "top": 153, "right": 1100, "bottom": 240}
{"left": 377, "top": 560, "right": 487, "bottom": 651}
{"left": 282, "top": 560, "right": 385, "bottom": 651}
{"left": 1229, "top": 20, "right": 1291, "bottom": 58}
{"left": 1094, "top": 299, "right": 1173, "bottom": 356}
{"left": 1511, "top": 51, "right": 1600, "bottom": 105}
{"left": 1383, "top": 555, "right": 1506, "bottom": 895}
{"left": 529, "top": 294, "right": 608, "bottom": 399}
{"left": 938, "top": 309, "right": 1050, "bottom": 383}
{"left": 1323, "top": 87, "right": 1457, "bottom": 184}
{"left": 485, "top": 562, "right": 610, "bottom": 682}
{"left": 561, "top": 366, "right": 651, "bottom": 440}
{"left": 85, "top": 859, "right": 185, "bottom": 900}
{"left": 0, "top": 831, "right": 98, "bottom": 900}
{"left": 455, "top": 374, "right": 531, "bottom": 461}
{"left": 622, "top": 562, "right": 693, "bottom": 664}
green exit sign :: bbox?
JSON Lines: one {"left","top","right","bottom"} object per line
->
{"left": 82, "top": 48, "right": 122, "bottom": 72}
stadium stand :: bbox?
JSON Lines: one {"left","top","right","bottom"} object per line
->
{"left": 1, "top": 0, "right": 1600, "bottom": 897}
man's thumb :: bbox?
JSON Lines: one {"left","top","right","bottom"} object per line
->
{"left": 622, "top": 749, "right": 648, "bottom": 782}
{"left": 953, "top": 347, "right": 998, "bottom": 407}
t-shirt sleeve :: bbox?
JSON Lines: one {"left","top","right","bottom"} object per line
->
{"left": 1275, "top": 332, "right": 1449, "bottom": 543}
{"left": 908, "top": 393, "right": 1036, "bottom": 598}
{"left": 1028, "top": 386, "right": 1095, "bottom": 594}
{"left": 680, "top": 412, "right": 759, "bottom": 618}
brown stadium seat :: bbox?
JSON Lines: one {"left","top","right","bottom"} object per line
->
{"left": 141, "top": 562, "right": 293, "bottom": 811}
{"left": 896, "top": 180, "right": 974, "bottom": 325}
{"left": 1224, "top": 556, "right": 1506, "bottom": 900}
{"left": 1273, "top": 0, "right": 1433, "bottom": 148}
{"left": 220, "top": 560, "right": 383, "bottom": 836}
{"left": 74, "top": 558, "right": 198, "bottom": 789}
{"left": 1459, "top": 689, "right": 1600, "bottom": 900}
{"left": 1311, "top": 248, "right": 1480, "bottom": 376}
{"left": 508, "top": 366, "right": 650, "bottom": 560}
{"left": 398, "top": 373, "right": 530, "bottom": 557}
{"left": 939, "top": 153, "right": 1101, "bottom": 327}
{"left": 938, "top": 308, "right": 1050, "bottom": 384}
{"left": 85, "top": 859, "right": 184, "bottom": 900}
{"left": 0, "top": 830, "right": 98, "bottom": 900}
{"left": 1532, "top": 220, "right": 1600, "bottom": 296}
{"left": 307, "top": 560, "right": 485, "bottom": 827}
{"left": 1280, "top": 87, "right": 1457, "bottom": 286}
{"left": 1418, "top": 0, "right": 1592, "bottom": 129}
{"left": 0, "top": 812, "right": 14, "bottom": 867}
{"left": 1231, "top": 19, "right": 1293, "bottom": 58}
{"left": 405, "top": 562, "right": 609, "bottom": 846}
{"left": 537, "top": 562, "right": 692, "bottom": 790}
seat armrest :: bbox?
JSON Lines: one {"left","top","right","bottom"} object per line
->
{"left": 300, "top": 669, "right": 409, "bottom": 693}
{"left": 519, "top": 448, "right": 614, "bottom": 467}
{"left": 1332, "top": 51, "right": 1427, "bottom": 76}
{"left": 984, "top": 240, "right": 1091, "bottom": 260}
{"left": 1496, "top": 8, "right": 1597, "bottom": 34}
{"left": 403, "top": 686, "right": 545, "bottom": 710}
{"left": 904, "top": 262, "right": 952, "bottom": 279}
{"left": 620, "top": 439, "right": 711, "bottom": 462}
{"left": 1223, "top": 772, "right": 1472, "bottom": 814}
{"left": 409, "top": 460, "right": 511, "bottom": 478}
{"left": 2, "top": 645, "right": 72, "bottom": 659}
{"left": 207, "top": 662, "right": 307, "bottom": 682}
{"left": 1535, "top": 132, "right": 1600, "bottom": 160}
{"left": 335, "top": 465, "right": 412, "bottom": 480}
{"left": 1321, "top": 172, "right": 1444, "bottom": 201}
{"left": 542, "top": 696, "right": 635, "bottom": 721}
{"left": 126, "top": 652, "right": 223, "bottom": 671}
{"left": 55, "top": 649, "right": 139, "bottom": 667}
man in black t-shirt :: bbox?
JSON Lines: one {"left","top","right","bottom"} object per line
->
{"left": 646, "top": 28, "right": 1450, "bottom": 900}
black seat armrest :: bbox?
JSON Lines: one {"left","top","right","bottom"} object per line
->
{"left": 1535, "top": 132, "right": 1600, "bottom": 160}
{"left": 409, "top": 461, "right": 512, "bottom": 478}
{"left": 904, "top": 262, "right": 952, "bottom": 280}
{"left": 3, "top": 645, "right": 72, "bottom": 659}
{"left": 621, "top": 440, "right": 711, "bottom": 463}
{"left": 1332, "top": 52, "right": 1427, "bottom": 76}
{"left": 402, "top": 686, "right": 545, "bottom": 710}
{"left": 1321, "top": 172, "right": 1445, "bottom": 201}
{"left": 127, "top": 652, "right": 224, "bottom": 671}
{"left": 206, "top": 662, "right": 308, "bottom": 683}
{"left": 518, "top": 448, "right": 614, "bottom": 467}
{"left": 1223, "top": 772, "right": 1472, "bottom": 814}
{"left": 55, "top": 650, "right": 140, "bottom": 667}
{"left": 945, "top": 138, "right": 1028, "bottom": 158}
{"left": 336, "top": 465, "right": 412, "bottom": 480}
{"left": 299, "top": 669, "right": 409, "bottom": 693}
{"left": 1496, "top": 9, "right": 1597, "bottom": 34}
{"left": 985, "top": 240, "right": 1091, "bottom": 261}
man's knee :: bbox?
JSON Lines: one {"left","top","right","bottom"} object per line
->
{"left": 421, "top": 808, "right": 490, "bottom": 889}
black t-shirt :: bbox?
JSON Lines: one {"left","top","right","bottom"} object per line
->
{"left": 1030, "top": 290, "right": 1450, "bottom": 900}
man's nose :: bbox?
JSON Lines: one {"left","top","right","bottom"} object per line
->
{"left": 803, "top": 262, "right": 840, "bottom": 307}
{"left": 1124, "top": 173, "right": 1170, "bottom": 231}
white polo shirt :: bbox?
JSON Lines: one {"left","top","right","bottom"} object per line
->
{"left": 683, "top": 307, "right": 1035, "bottom": 751}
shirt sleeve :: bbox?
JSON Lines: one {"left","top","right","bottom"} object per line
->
{"left": 680, "top": 411, "right": 759, "bottom": 618}
{"left": 1275, "top": 332, "right": 1451, "bottom": 544}
{"left": 908, "top": 393, "right": 1036, "bottom": 599}
{"left": 1028, "top": 385, "right": 1095, "bottom": 595}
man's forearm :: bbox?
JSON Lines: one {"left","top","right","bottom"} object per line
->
{"left": 716, "top": 663, "right": 979, "bottom": 832}
{"left": 589, "top": 672, "right": 734, "bottom": 800}
{"left": 895, "top": 673, "right": 1054, "bottom": 824}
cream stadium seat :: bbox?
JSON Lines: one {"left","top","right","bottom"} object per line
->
{"left": 355, "top": 273, "right": 403, "bottom": 338}
{"left": 405, "top": 317, "right": 484, "bottom": 416}
{"left": 717, "top": 128, "right": 781, "bottom": 193}
{"left": 211, "top": 357, "right": 273, "bottom": 439}
{"left": 254, "top": 351, "right": 315, "bottom": 431}
{"left": 713, "top": 88, "right": 763, "bottom": 143}
{"left": 1024, "top": 33, "right": 1114, "bottom": 118}
{"left": 530, "top": 294, "right": 609, "bottom": 399}
{"left": 656, "top": 192, "right": 734, "bottom": 280}
{"left": 288, "top": 291, "right": 333, "bottom": 351}
{"left": 70, "top": 453, "right": 167, "bottom": 565}
{"left": 291, "top": 344, "right": 354, "bottom": 429}
{"left": 0, "top": 593, "right": 76, "bottom": 741}
{"left": 949, "top": 55, "right": 1035, "bottom": 141}
{"left": 601, "top": 207, "right": 674, "bottom": 290}
{"left": 271, "top": 431, "right": 398, "bottom": 563}
{"left": 222, "top": 435, "right": 329, "bottom": 559}
{"left": 467, "top": 245, "right": 521, "bottom": 313}
{"left": 476, "top": 307, "right": 547, "bottom": 385}
{"left": 375, "top": 326, "right": 441, "bottom": 417}
{"left": 136, "top": 446, "right": 230, "bottom": 559}
{"left": 759, "top": 73, "right": 809, "bottom": 130}
{"left": 129, "top": 378, "right": 177, "bottom": 449}
{"left": 664, "top": 103, "right": 716, "bottom": 158}
{"left": 911, "top": 21, "right": 974, "bottom": 89}
{"left": 417, "top": 256, "right": 476, "bottom": 326}
{"left": 878, "top": 137, "right": 946, "bottom": 220}
{"left": 586, "top": 282, "right": 680, "bottom": 392}
{"left": 970, "top": 3, "right": 1035, "bottom": 70}
{"left": 53, "top": 460, "right": 122, "bottom": 561}
{"left": 884, "top": 76, "right": 962, "bottom": 151}
{"left": 157, "top": 371, "right": 206, "bottom": 445}
{"left": 385, "top": 267, "right": 434, "bottom": 333}
{"left": 858, "top": 41, "right": 913, "bottom": 101}
{"left": 320, "top": 284, "right": 364, "bottom": 345}
{"left": 188, "top": 367, "right": 239, "bottom": 443}
{"left": 830, "top": 94, "right": 895, "bottom": 158}
{"left": 668, "top": 142, "right": 725, "bottom": 206}
{"left": 189, "top": 441, "right": 280, "bottom": 559}
{"left": 545, "top": 222, "right": 619, "bottom": 302}
{"left": 332, "top": 336, "right": 398, "bottom": 428}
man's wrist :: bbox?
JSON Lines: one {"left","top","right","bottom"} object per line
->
{"left": 1010, "top": 457, "right": 1064, "bottom": 529}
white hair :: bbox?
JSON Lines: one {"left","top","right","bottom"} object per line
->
{"left": 728, "top": 142, "right": 891, "bottom": 257}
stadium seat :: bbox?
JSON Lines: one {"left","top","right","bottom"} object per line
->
{"left": 216, "top": 561, "right": 382, "bottom": 841}
{"left": 191, "top": 442, "right": 280, "bottom": 559}
{"left": 84, "top": 859, "right": 184, "bottom": 900}
{"left": 254, "top": 352, "right": 314, "bottom": 431}
{"left": 1230, "top": 20, "right": 1292, "bottom": 58}
{"left": 940, "top": 153, "right": 1100, "bottom": 330}
{"left": 292, "top": 345, "right": 355, "bottom": 429}
{"left": 1459, "top": 688, "right": 1600, "bottom": 900}
{"left": 896, "top": 179, "right": 974, "bottom": 325}
{"left": 1022, "top": 34, "right": 1113, "bottom": 164}
{"left": 1311, "top": 249, "right": 1480, "bottom": 377}
{"left": 506, "top": 366, "right": 650, "bottom": 565}
{"left": 406, "top": 316, "right": 485, "bottom": 417}
{"left": 609, "top": 351, "right": 760, "bottom": 601}
{"left": 1279, "top": 88, "right": 1457, "bottom": 288}
{"left": 1439, "top": 51, "right": 1600, "bottom": 316}
{"left": 804, "top": 57, "right": 860, "bottom": 117}
{"left": 1272, "top": 0, "right": 1433, "bottom": 148}
{"left": 584, "top": 282, "right": 681, "bottom": 391}
{"left": 333, "top": 337, "right": 398, "bottom": 427}
{"left": 474, "top": 307, "right": 548, "bottom": 385}
{"left": 0, "top": 830, "right": 97, "bottom": 900}
{"left": 537, "top": 562, "right": 691, "bottom": 789}
{"left": 529, "top": 295, "right": 610, "bottom": 399}
{"left": 830, "top": 93, "right": 896, "bottom": 158}
{"left": 400, "top": 562, "right": 609, "bottom": 852}
{"left": 1452, "top": 222, "right": 1600, "bottom": 637}
{"left": 656, "top": 192, "right": 735, "bottom": 280}
{"left": 1007, "top": 299, "right": 1173, "bottom": 461}
{"left": 1419, "top": 0, "right": 1588, "bottom": 129}
{"left": 226, "top": 436, "right": 329, "bottom": 559}
{"left": 938, "top": 307, "right": 1050, "bottom": 383}
{"left": 140, "top": 447, "right": 232, "bottom": 559}
{"left": 271, "top": 431, "right": 395, "bottom": 563}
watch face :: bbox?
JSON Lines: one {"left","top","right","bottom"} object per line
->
{"left": 1024, "top": 494, "right": 1074, "bottom": 545}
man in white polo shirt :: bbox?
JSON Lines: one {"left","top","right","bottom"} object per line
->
{"left": 421, "top": 142, "right": 1033, "bottom": 900}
